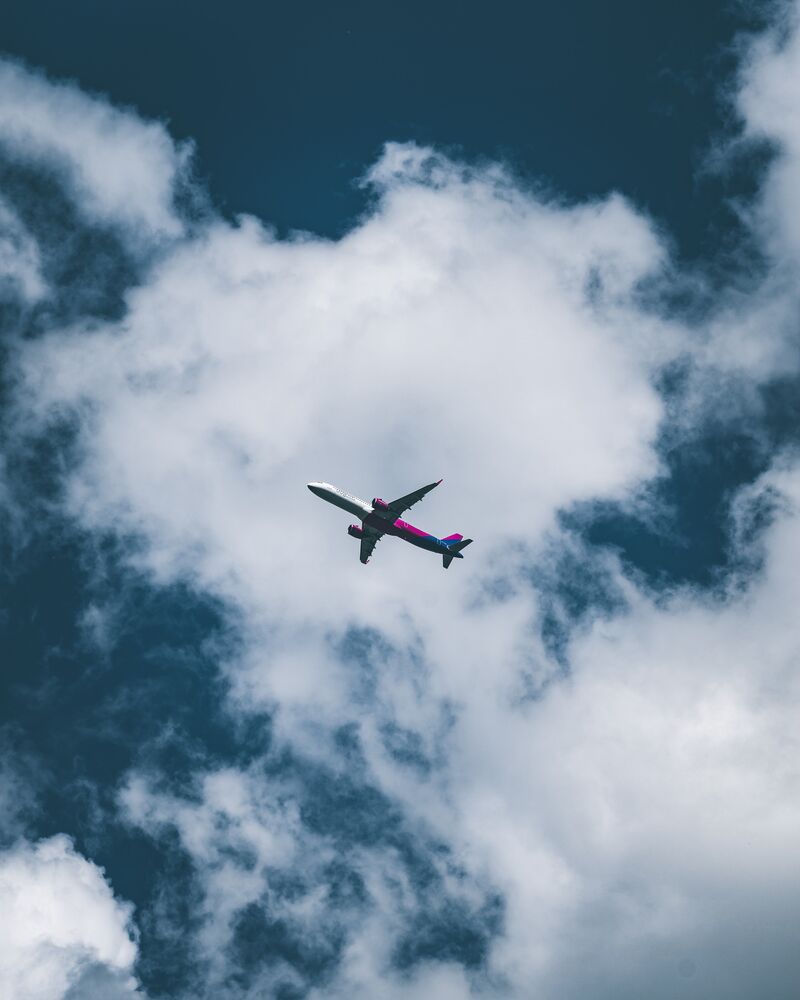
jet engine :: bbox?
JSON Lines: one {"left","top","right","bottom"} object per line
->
{"left": 348, "top": 524, "right": 364, "bottom": 539}
{"left": 372, "top": 498, "right": 389, "bottom": 510}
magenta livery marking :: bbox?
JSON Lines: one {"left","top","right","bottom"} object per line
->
{"left": 307, "top": 480, "right": 473, "bottom": 568}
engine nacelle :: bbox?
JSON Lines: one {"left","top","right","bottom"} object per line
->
{"left": 372, "top": 498, "right": 389, "bottom": 511}
{"left": 348, "top": 524, "right": 364, "bottom": 539}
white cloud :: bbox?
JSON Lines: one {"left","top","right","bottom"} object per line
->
{"left": 438, "top": 465, "right": 800, "bottom": 998}
{"left": 19, "top": 145, "right": 676, "bottom": 622}
{"left": 15, "top": 146, "right": 685, "bottom": 854}
{"left": 0, "top": 835, "right": 142, "bottom": 1000}
{"left": 0, "top": 59, "right": 188, "bottom": 241}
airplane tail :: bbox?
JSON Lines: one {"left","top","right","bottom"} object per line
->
{"left": 442, "top": 536, "right": 473, "bottom": 568}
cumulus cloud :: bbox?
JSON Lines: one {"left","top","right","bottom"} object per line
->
{"left": 3, "top": 4, "right": 800, "bottom": 999}
{"left": 0, "top": 836, "right": 142, "bottom": 1000}
{"left": 18, "top": 144, "right": 675, "bottom": 615}
{"left": 438, "top": 470, "right": 800, "bottom": 999}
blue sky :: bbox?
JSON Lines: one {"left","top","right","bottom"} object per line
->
{"left": 0, "top": 0, "right": 766, "bottom": 250}
{"left": 1, "top": 3, "right": 800, "bottom": 999}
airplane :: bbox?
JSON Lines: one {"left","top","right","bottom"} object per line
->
{"left": 307, "top": 479, "right": 473, "bottom": 568}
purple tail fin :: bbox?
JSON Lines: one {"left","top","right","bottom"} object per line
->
{"left": 442, "top": 533, "right": 463, "bottom": 543}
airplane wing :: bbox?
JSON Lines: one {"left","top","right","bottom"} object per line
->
{"left": 360, "top": 527, "right": 383, "bottom": 564}
{"left": 388, "top": 480, "right": 442, "bottom": 517}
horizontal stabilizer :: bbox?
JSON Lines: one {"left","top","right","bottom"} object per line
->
{"left": 449, "top": 538, "right": 472, "bottom": 553}
{"left": 442, "top": 538, "right": 473, "bottom": 568}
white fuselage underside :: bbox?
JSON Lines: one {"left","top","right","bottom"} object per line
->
{"left": 307, "top": 482, "right": 373, "bottom": 519}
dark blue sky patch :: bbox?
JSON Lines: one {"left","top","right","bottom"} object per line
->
{"left": 570, "top": 429, "right": 764, "bottom": 589}
{"left": 0, "top": 151, "right": 145, "bottom": 331}
{"left": 559, "top": 360, "right": 800, "bottom": 596}
{"left": 530, "top": 539, "right": 627, "bottom": 668}
{"left": 723, "top": 477, "right": 785, "bottom": 592}
{"left": 0, "top": 730, "right": 42, "bottom": 845}
{"left": 0, "top": 481, "right": 249, "bottom": 999}
{"left": 0, "top": 529, "right": 243, "bottom": 781}
{"left": 333, "top": 629, "right": 455, "bottom": 777}
{"left": 260, "top": 747, "right": 506, "bottom": 982}
{"left": 320, "top": 855, "right": 369, "bottom": 911}
{"left": 333, "top": 624, "right": 429, "bottom": 706}
{"left": 333, "top": 626, "right": 389, "bottom": 705}
{"left": 332, "top": 720, "right": 366, "bottom": 765}
{"left": 296, "top": 750, "right": 404, "bottom": 849}
{"left": 379, "top": 720, "right": 432, "bottom": 778}
{"left": 636, "top": 137, "right": 780, "bottom": 324}
{"left": 0, "top": 0, "right": 776, "bottom": 270}
{"left": 472, "top": 536, "right": 626, "bottom": 687}
{"left": 229, "top": 901, "right": 345, "bottom": 998}
{"left": 485, "top": 358, "right": 800, "bottom": 666}
{"left": 392, "top": 890, "right": 504, "bottom": 974}
{"left": 332, "top": 625, "right": 440, "bottom": 732}
{"left": 131, "top": 826, "right": 211, "bottom": 999}
{"left": 759, "top": 372, "right": 800, "bottom": 448}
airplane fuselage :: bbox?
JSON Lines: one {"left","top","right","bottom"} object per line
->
{"left": 364, "top": 510, "right": 451, "bottom": 554}
{"left": 307, "top": 482, "right": 460, "bottom": 556}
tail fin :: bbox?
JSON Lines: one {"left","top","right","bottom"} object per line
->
{"left": 442, "top": 533, "right": 463, "bottom": 543}
{"left": 442, "top": 537, "right": 473, "bottom": 568}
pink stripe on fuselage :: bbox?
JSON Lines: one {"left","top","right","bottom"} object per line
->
{"left": 393, "top": 518, "right": 432, "bottom": 540}
{"left": 364, "top": 511, "right": 435, "bottom": 541}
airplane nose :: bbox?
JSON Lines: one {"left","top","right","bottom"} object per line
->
{"left": 307, "top": 483, "right": 324, "bottom": 498}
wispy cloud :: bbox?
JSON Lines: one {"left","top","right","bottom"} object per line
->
{"left": 0, "top": 60, "right": 189, "bottom": 241}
